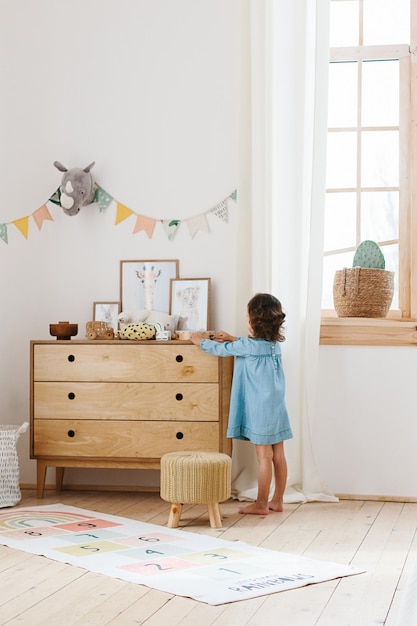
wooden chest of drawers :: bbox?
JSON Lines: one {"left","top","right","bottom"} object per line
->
{"left": 30, "top": 340, "right": 233, "bottom": 497}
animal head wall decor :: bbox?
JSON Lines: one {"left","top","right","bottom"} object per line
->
{"left": 53, "top": 161, "right": 96, "bottom": 216}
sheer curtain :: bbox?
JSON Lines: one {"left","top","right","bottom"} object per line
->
{"left": 232, "top": 0, "right": 337, "bottom": 503}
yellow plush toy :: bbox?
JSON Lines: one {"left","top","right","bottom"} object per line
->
{"left": 119, "top": 323, "right": 156, "bottom": 340}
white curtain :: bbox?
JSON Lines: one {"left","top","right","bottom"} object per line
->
{"left": 233, "top": 0, "right": 337, "bottom": 503}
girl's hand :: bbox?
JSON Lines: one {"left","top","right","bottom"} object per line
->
{"left": 213, "top": 331, "right": 235, "bottom": 343}
{"left": 190, "top": 332, "right": 205, "bottom": 345}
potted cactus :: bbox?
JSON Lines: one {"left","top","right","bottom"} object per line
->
{"left": 333, "top": 240, "right": 394, "bottom": 317}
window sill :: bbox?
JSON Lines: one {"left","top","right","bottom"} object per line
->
{"left": 320, "top": 317, "right": 417, "bottom": 346}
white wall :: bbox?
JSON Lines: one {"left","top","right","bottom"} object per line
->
{"left": 0, "top": 0, "right": 242, "bottom": 489}
{"left": 315, "top": 346, "right": 417, "bottom": 499}
{"left": 1, "top": 0, "right": 416, "bottom": 500}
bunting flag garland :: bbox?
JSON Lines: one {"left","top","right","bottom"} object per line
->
{"left": 0, "top": 184, "right": 237, "bottom": 245}
{"left": 33, "top": 205, "right": 54, "bottom": 230}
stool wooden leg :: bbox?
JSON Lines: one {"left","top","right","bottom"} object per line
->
{"left": 208, "top": 503, "right": 222, "bottom": 528}
{"left": 168, "top": 503, "right": 182, "bottom": 528}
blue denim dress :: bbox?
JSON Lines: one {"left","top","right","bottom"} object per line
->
{"left": 200, "top": 337, "right": 293, "bottom": 445}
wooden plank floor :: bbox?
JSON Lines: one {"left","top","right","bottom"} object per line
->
{"left": 1, "top": 489, "right": 416, "bottom": 625}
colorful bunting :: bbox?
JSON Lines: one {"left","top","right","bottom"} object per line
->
{"left": 115, "top": 202, "right": 134, "bottom": 225}
{"left": 13, "top": 216, "right": 29, "bottom": 239}
{"left": 133, "top": 214, "right": 157, "bottom": 238}
{"left": 94, "top": 186, "right": 113, "bottom": 212}
{"left": 33, "top": 205, "right": 53, "bottom": 230}
{"left": 0, "top": 185, "right": 237, "bottom": 245}
{"left": 0, "top": 224, "right": 7, "bottom": 244}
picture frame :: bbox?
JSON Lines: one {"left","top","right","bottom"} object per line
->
{"left": 120, "top": 259, "right": 179, "bottom": 313}
{"left": 170, "top": 278, "right": 211, "bottom": 331}
{"left": 93, "top": 302, "right": 121, "bottom": 332}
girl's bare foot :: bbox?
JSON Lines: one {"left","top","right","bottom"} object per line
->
{"left": 268, "top": 500, "right": 284, "bottom": 512}
{"left": 238, "top": 502, "right": 269, "bottom": 515}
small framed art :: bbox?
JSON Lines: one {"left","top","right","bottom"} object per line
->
{"left": 170, "top": 278, "right": 211, "bottom": 330}
{"left": 93, "top": 302, "right": 120, "bottom": 332}
{"left": 120, "top": 259, "right": 179, "bottom": 313}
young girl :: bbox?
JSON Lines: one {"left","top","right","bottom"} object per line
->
{"left": 191, "top": 293, "right": 293, "bottom": 516}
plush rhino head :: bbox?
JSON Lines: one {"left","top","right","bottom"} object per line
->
{"left": 54, "top": 161, "right": 96, "bottom": 216}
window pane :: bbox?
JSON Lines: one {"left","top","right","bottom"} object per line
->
{"left": 326, "top": 132, "right": 357, "bottom": 188}
{"left": 361, "top": 191, "right": 399, "bottom": 241}
{"left": 363, "top": 0, "right": 410, "bottom": 45}
{"left": 322, "top": 251, "right": 355, "bottom": 309}
{"left": 362, "top": 60, "right": 399, "bottom": 127}
{"left": 325, "top": 192, "right": 356, "bottom": 250}
{"left": 361, "top": 130, "right": 399, "bottom": 187}
{"left": 330, "top": 1, "right": 359, "bottom": 47}
{"left": 328, "top": 62, "right": 358, "bottom": 127}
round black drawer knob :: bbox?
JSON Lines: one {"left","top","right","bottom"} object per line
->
{"left": 175, "top": 393, "right": 183, "bottom": 401}
{"left": 68, "top": 354, "right": 75, "bottom": 362}
{"left": 68, "top": 392, "right": 75, "bottom": 400}
{"left": 67, "top": 430, "right": 75, "bottom": 438}
{"left": 176, "top": 355, "right": 183, "bottom": 362}
{"left": 176, "top": 432, "right": 184, "bottom": 439}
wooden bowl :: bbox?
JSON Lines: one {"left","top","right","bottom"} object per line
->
{"left": 49, "top": 321, "right": 78, "bottom": 340}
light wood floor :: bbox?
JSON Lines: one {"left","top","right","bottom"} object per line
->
{"left": 1, "top": 489, "right": 416, "bottom": 625}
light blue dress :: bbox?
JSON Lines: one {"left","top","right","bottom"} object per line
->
{"left": 200, "top": 337, "right": 293, "bottom": 445}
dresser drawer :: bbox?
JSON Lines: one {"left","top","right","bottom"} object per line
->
{"left": 33, "top": 382, "right": 218, "bottom": 421}
{"left": 33, "top": 419, "right": 221, "bottom": 458}
{"left": 33, "top": 344, "right": 220, "bottom": 383}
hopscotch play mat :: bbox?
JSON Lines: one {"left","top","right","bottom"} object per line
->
{"left": 0, "top": 504, "right": 364, "bottom": 605}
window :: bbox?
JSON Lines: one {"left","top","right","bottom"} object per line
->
{"left": 321, "top": 0, "right": 417, "bottom": 345}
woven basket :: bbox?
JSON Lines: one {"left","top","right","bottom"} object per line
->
{"left": 333, "top": 267, "right": 394, "bottom": 318}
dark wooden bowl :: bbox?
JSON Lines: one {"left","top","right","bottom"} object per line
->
{"left": 49, "top": 321, "right": 78, "bottom": 340}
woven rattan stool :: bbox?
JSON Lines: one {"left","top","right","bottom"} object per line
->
{"left": 160, "top": 451, "right": 232, "bottom": 528}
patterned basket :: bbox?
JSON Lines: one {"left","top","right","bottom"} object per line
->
{"left": 333, "top": 267, "right": 394, "bottom": 318}
{"left": 0, "top": 423, "right": 28, "bottom": 508}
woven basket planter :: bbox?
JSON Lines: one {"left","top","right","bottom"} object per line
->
{"left": 333, "top": 267, "right": 394, "bottom": 318}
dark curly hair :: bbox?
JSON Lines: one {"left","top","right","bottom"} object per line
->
{"left": 247, "top": 293, "right": 286, "bottom": 342}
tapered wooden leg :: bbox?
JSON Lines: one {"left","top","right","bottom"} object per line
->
{"left": 56, "top": 467, "right": 65, "bottom": 492}
{"left": 208, "top": 503, "right": 222, "bottom": 528}
{"left": 36, "top": 461, "right": 47, "bottom": 499}
{"left": 168, "top": 503, "right": 182, "bottom": 528}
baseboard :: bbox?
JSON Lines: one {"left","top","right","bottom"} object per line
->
{"left": 336, "top": 493, "right": 417, "bottom": 503}
{"left": 20, "top": 483, "right": 160, "bottom": 493}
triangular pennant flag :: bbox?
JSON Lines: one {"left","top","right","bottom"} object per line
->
{"left": 186, "top": 214, "right": 210, "bottom": 239}
{"left": 94, "top": 186, "right": 113, "bottom": 212}
{"left": 0, "top": 223, "right": 8, "bottom": 244}
{"left": 48, "top": 187, "right": 61, "bottom": 206}
{"left": 210, "top": 199, "right": 228, "bottom": 222}
{"left": 230, "top": 189, "right": 237, "bottom": 202}
{"left": 133, "top": 214, "right": 157, "bottom": 238}
{"left": 13, "top": 216, "right": 29, "bottom": 239}
{"left": 162, "top": 219, "right": 180, "bottom": 241}
{"left": 115, "top": 202, "right": 134, "bottom": 225}
{"left": 32, "top": 205, "right": 54, "bottom": 230}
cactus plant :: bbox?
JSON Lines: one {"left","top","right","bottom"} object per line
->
{"left": 352, "top": 240, "right": 385, "bottom": 269}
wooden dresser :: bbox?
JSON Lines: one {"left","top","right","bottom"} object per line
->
{"left": 30, "top": 340, "right": 233, "bottom": 497}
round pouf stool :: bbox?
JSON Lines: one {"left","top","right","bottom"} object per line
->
{"left": 160, "top": 451, "right": 232, "bottom": 528}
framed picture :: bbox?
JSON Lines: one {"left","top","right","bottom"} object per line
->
{"left": 120, "top": 259, "right": 179, "bottom": 313}
{"left": 170, "top": 278, "right": 211, "bottom": 330}
{"left": 93, "top": 302, "right": 120, "bottom": 332}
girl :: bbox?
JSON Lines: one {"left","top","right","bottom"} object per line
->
{"left": 191, "top": 293, "right": 293, "bottom": 516}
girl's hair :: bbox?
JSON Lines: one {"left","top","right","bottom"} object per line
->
{"left": 247, "top": 293, "right": 286, "bottom": 342}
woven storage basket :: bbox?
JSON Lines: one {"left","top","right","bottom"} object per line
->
{"left": 0, "top": 422, "right": 28, "bottom": 508}
{"left": 333, "top": 267, "right": 394, "bottom": 318}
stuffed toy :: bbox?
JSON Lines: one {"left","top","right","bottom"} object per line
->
{"left": 119, "top": 323, "right": 156, "bottom": 340}
{"left": 118, "top": 309, "right": 177, "bottom": 333}
{"left": 53, "top": 161, "right": 96, "bottom": 216}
